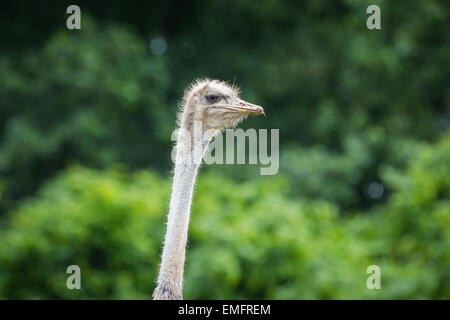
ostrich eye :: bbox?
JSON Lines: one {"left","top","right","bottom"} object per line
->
{"left": 205, "top": 94, "right": 220, "bottom": 104}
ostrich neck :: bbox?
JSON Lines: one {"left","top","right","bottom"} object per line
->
{"left": 157, "top": 160, "right": 198, "bottom": 285}
{"left": 154, "top": 124, "right": 216, "bottom": 299}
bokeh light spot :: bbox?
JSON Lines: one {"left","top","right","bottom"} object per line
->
{"left": 367, "top": 182, "right": 384, "bottom": 200}
{"left": 150, "top": 37, "right": 167, "bottom": 55}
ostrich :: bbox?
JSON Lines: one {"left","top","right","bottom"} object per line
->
{"left": 153, "top": 79, "right": 265, "bottom": 300}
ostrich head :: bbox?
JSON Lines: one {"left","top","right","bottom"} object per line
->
{"left": 178, "top": 79, "right": 265, "bottom": 132}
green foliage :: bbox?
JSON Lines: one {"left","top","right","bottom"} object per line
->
{"left": 373, "top": 134, "right": 450, "bottom": 298}
{"left": 1, "top": 0, "right": 449, "bottom": 213}
{"left": 0, "top": 135, "right": 448, "bottom": 299}
{"left": 187, "top": 175, "right": 371, "bottom": 299}
{"left": 0, "top": 0, "right": 448, "bottom": 299}
{"left": 0, "top": 166, "right": 170, "bottom": 299}
{"left": 0, "top": 17, "right": 170, "bottom": 210}
{"left": 280, "top": 136, "right": 372, "bottom": 208}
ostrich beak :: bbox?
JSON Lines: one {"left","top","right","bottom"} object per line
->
{"left": 217, "top": 99, "right": 266, "bottom": 117}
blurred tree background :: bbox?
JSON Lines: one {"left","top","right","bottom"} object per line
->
{"left": 0, "top": 0, "right": 448, "bottom": 299}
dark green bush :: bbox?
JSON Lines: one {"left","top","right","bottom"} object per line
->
{"left": 0, "top": 17, "right": 170, "bottom": 211}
